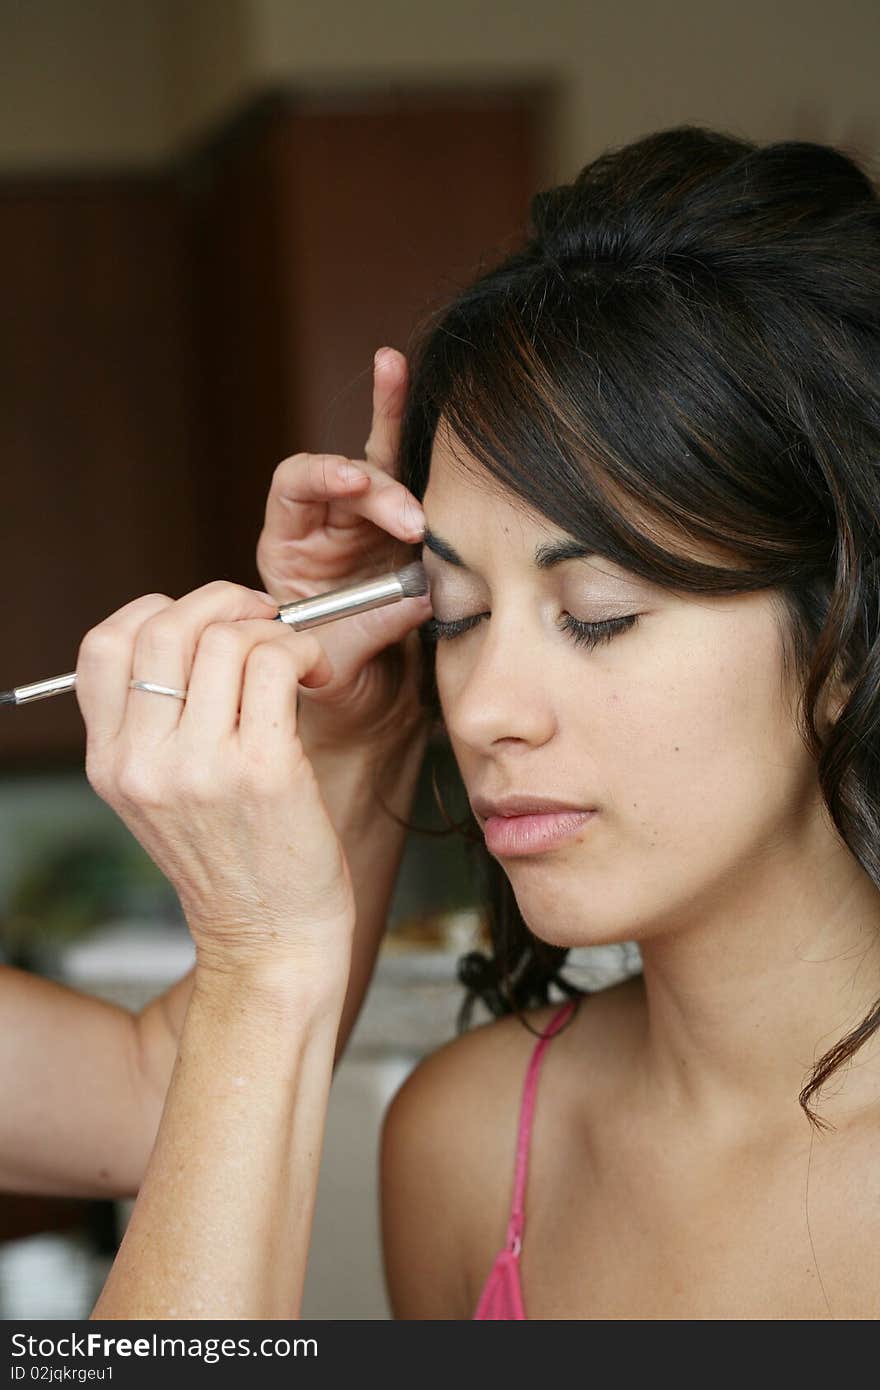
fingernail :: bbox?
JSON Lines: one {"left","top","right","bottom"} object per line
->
{"left": 374, "top": 347, "right": 394, "bottom": 370}
{"left": 252, "top": 590, "right": 277, "bottom": 604}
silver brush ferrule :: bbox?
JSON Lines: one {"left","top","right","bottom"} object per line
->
{"left": 275, "top": 572, "right": 408, "bottom": 629}
{"left": 10, "top": 672, "right": 78, "bottom": 704}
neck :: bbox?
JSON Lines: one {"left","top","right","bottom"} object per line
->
{"left": 631, "top": 801, "right": 880, "bottom": 1137}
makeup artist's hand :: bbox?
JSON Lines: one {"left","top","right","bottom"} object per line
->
{"left": 75, "top": 582, "right": 355, "bottom": 976}
{"left": 256, "top": 347, "right": 433, "bottom": 752}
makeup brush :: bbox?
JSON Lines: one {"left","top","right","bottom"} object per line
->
{"left": 0, "top": 561, "right": 429, "bottom": 706}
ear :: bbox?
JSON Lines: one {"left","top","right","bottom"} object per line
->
{"left": 817, "top": 653, "right": 855, "bottom": 735}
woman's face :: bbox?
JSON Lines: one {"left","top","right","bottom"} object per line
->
{"left": 420, "top": 427, "right": 829, "bottom": 950}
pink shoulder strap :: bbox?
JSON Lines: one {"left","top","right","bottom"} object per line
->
{"left": 504, "top": 998, "right": 577, "bottom": 1256}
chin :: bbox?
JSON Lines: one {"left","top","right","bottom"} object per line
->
{"left": 515, "top": 877, "right": 694, "bottom": 954}
{"left": 503, "top": 859, "right": 654, "bottom": 951}
{"left": 528, "top": 921, "right": 640, "bottom": 952}
{"left": 515, "top": 898, "right": 640, "bottom": 952}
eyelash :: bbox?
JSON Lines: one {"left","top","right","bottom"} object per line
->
{"left": 421, "top": 612, "right": 640, "bottom": 650}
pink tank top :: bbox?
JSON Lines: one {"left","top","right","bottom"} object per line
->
{"left": 472, "top": 998, "right": 578, "bottom": 1320}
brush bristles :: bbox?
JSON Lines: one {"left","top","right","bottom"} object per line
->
{"left": 397, "top": 561, "right": 429, "bottom": 598}
{"left": 0, "top": 689, "right": 17, "bottom": 705}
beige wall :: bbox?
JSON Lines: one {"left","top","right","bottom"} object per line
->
{"left": 0, "top": 0, "right": 168, "bottom": 168}
{"left": 560, "top": 2, "right": 880, "bottom": 178}
{"left": 1, "top": 0, "right": 877, "bottom": 177}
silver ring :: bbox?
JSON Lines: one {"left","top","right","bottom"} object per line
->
{"left": 129, "top": 679, "right": 187, "bottom": 701}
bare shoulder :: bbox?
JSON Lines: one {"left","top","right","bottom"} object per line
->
{"left": 379, "top": 973, "right": 644, "bottom": 1318}
{"left": 379, "top": 1000, "right": 534, "bottom": 1318}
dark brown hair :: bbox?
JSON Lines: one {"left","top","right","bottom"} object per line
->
{"left": 389, "top": 123, "right": 880, "bottom": 1130}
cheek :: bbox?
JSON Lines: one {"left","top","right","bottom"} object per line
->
{"left": 434, "top": 651, "right": 468, "bottom": 724}
{"left": 601, "top": 625, "right": 811, "bottom": 853}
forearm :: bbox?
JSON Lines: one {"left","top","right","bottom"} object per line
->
{"left": 120, "top": 727, "right": 423, "bottom": 1199}
{"left": 93, "top": 730, "right": 423, "bottom": 1309}
{"left": 0, "top": 967, "right": 191, "bottom": 1198}
{"left": 305, "top": 723, "right": 429, "bottom": 1066}
{"left": 92, "top": 967, "right": 346, "bottom": 1320}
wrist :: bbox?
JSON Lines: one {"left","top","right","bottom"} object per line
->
{"left": 297, "top": 681, "right": 431, "bottom": 762}
{"left": 302, "top": 717, "right": 430, "bottom": 836}
{"left": 192, "top": 948, "right": 350, "bottom": 1022}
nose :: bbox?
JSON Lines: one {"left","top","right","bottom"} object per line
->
{"left": 440, "top": 609, "right": 558, "bottom": 751}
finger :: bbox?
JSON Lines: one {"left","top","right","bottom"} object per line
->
{"left": 363, "top": 346, "right": 407, "bottom": 476}
{"left": 180, "top": 618, "right": 293, "bottom": 743}
{"left": 76, "top": 593, "right": 174, "bottom": 745}
{"left": 262, "top": 450, "right": 424, "bottom": 551}
{"left": 127, "top": 581, "right": 277, "bottom": 745}
{"left": 332, "top": 456, "right": 426, "bottom": 545}
{"left": 262, "top": 452, "right": 364, "bottom": 549}
{"left": 238, "top": 630, "right": 333, "bottom": 753}
{"left": 332, "top": 580, "right": 434, "bottom": 663}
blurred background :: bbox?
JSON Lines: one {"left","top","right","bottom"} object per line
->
{"left": 0, "top": 0, "right": 876, "bottom": 1319}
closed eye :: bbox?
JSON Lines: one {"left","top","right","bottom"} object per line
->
{"left": 421, "top": 612, "right": 640, "bottom": 650}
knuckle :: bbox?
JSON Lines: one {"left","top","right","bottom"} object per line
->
{"left": 199, "top": 578, "right": 263, "bottom": 607}
{"left": 300, "top": 633, "right": 326, "bottom": 669}
{"left": 306, "top": 453, "right": 347, "bottom": 490}
{"left": 175, "top": 759, "right": 218, "bottom": 802}
{"left": 124, "top": 593, "right": 175, "bottom": 619}
{"left": 84, "top": 750, "right": 110, "bottom": 798}
{"left": 199, "top": 578, "right": 237, "bottom": 600}
{"left": 248, "top": 640, "right": 298, "bottom": 678}
{"left": 137, "top": 615, "right": 179, "bottom": 656}
{"left": 275, "top": 451, "right": 329, "bottom": 487}
{"left": 310, "top": 453, "right": 341, "bottom": 481}
{"left": 116, "top": 760, "right": 162, "bottom": 807}
{"left": 78, "top": 625, "right": 122, "bottom": 665}
{"left": 273, "top": 452, "right": 351, "bottom": 497}
{"left": 274, "top": 451, "right": 307, "bottom": 476}
{"left": 79, "top": 594, "right": 174, "bottom": 662}
{"left": 237, "top": 749, "right": 284, "bottom": 795}
{"left": 199, "top": 621, "right": 242, "bottom": 658}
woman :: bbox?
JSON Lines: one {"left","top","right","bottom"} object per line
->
{"left": 93, "top": 123, "right": 880, "bottom": 1319}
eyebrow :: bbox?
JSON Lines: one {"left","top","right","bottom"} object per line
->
{"left": 422, "top": 525, "right": 600, "bottom": 571}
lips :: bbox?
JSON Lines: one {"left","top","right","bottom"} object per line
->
{"left": 482, "top": 809, "right": 598, "bottom": 857}
{"left": 470, "top": 792, "right": 599, "bottom": 859}
{"left": 471, "top": 792, "right": 596, "bottom": 824}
